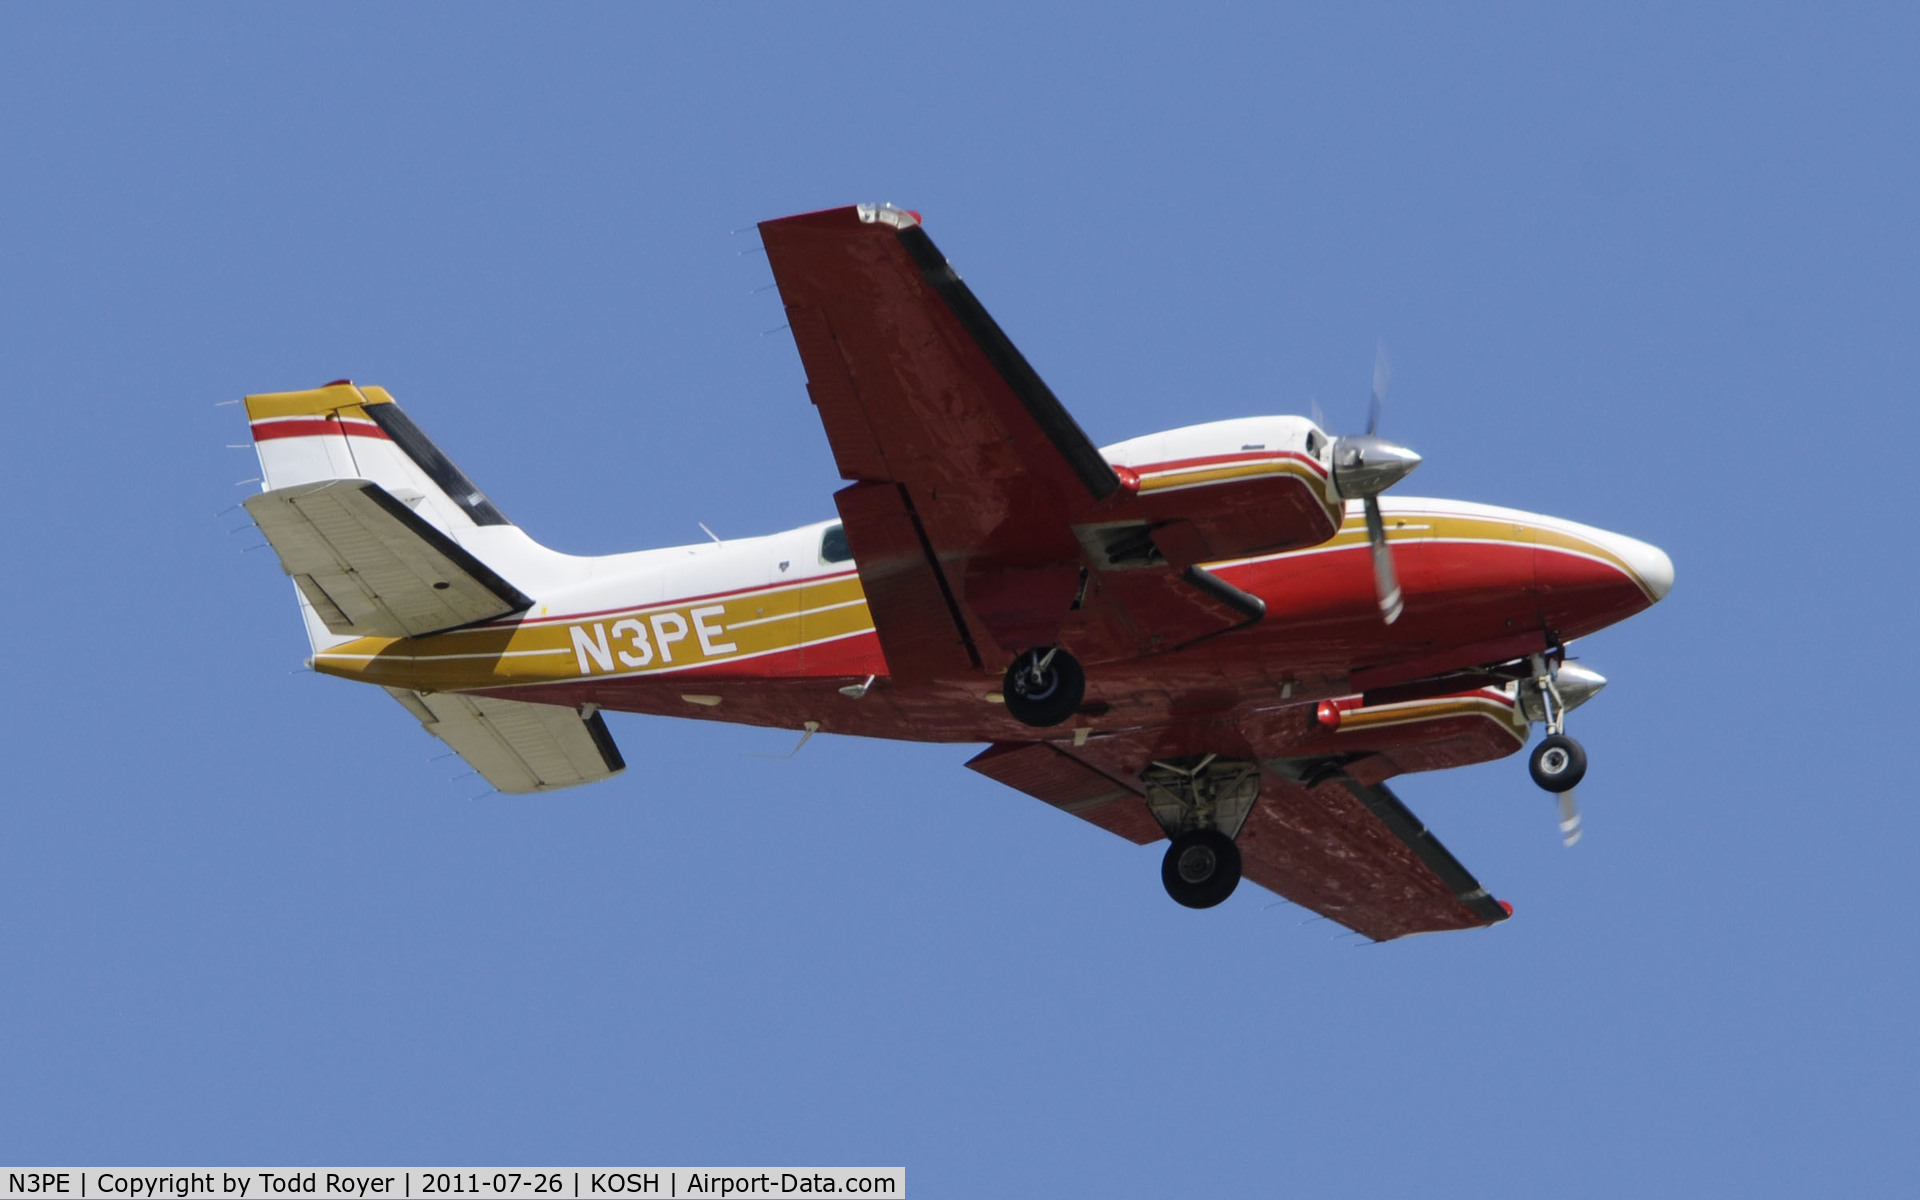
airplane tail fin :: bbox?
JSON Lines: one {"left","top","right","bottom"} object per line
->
{"left": 243, "top": 382, "right": 626, "bottom": 795}
{"left": 241, "top": 381, "right": 575, "bottom": 652}
{"left": 245, "top": 380, "right": 515, "bottom": 534}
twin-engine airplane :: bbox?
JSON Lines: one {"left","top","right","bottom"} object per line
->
{"left": 241, "top": 204, "right": 1672, "bottom": 941}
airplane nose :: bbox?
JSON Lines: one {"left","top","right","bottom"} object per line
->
{"left": 1596, "top": 531, "right": 1674, "bottom": 602}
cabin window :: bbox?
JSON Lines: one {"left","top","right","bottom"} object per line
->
{"left": 820, "top": 523, "right": 853, "bottom": 563}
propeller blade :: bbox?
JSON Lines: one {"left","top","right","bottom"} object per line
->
{"left": 1363, "top": 496, "right": 1403, "bottom": 624}
{"left": 1367, "top": 344, "right": 1393, "bottom": 436}
{"left": 1558, "top": 788, "right": 1583, "bottom": 847}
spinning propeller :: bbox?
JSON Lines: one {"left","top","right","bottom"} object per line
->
{"left": 1329, "top": 347, "right": 1422, "bottom": 624}
{"left": 1558, "top": 789, "right": 1583, "bottom": 847}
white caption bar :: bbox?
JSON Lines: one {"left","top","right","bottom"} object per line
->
{"left": 0, "top": 1172, "right": 903, "bottom": 1200}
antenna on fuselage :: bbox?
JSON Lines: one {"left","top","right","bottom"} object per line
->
{"left": 697, "top": 522, "right": 723, "bottom": 546}
{"left": 746, "top": 721, "right": 822, "bottom": 760}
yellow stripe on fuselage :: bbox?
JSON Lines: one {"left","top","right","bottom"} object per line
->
{"left": 312, "top": 573, "right": 874, "bottom": 692}
{"left": 1260, "top": 508, "right": 1662, "bottom": 602}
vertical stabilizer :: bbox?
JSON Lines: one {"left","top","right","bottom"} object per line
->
{"left": 245, "top": 382, "right": 510, "bottom": 543}
{"left": 241, "top": 381, "right": 595, "bottom": 653}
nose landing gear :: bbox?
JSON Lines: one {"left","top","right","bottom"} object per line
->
{"left": 1523, "top": 653, "right": 1600, "bottom": 846}
{"left": 1528, "top": 733, "right": 1587, "bottom": 793}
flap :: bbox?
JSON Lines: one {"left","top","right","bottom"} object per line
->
{"left": 245, "top": 479, "right": 532, "bottom": 638}
{"left": 965, "top": 741, "right": 1161, "bottom": 844}
{"left": 386, "top": 688, "right": 625, "bottom": 794}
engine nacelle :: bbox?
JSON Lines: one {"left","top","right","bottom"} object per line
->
{"left": 1099, "top": 415, "right": 1332, "bottom": 479}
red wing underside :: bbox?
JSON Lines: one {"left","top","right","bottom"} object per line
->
{"left": 1235, "top": 772, "right": 1509, "bottom": 940}
{"left": 759, "top": 206, "right": 1328, "bottom": 675}
{"left": 762, "top": 207, "right": 1111, "bottom": 676}
{"left": 967, "top": 738, "right": 1509, "bottom": 942}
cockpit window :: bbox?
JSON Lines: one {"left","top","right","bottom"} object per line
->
{"left": 820, "top": 523, "right": 853, "bottom": 564}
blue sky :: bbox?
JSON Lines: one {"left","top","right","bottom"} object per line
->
{"left": 2, "top": 5, "right": 1914, "bottom": 1195}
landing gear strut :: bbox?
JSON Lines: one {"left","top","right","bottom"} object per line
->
{"left": 1002, "top": 647, "right": 1084, "bottom": 728}
{"left": 1143, "top": 756, "right": 1260, "bottom": 909}
{"left": 1522, "top": 652, "right": 1599, "bottom": 846}
{"left": 1523, "top": 654, "right": 1588, "bottom": 794}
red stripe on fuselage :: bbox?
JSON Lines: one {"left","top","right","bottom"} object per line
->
{"left": 250, "top": 418, "right": 390, "bottom": 442}
{"left": 1132, "top": 448, "right": 1328, "bottom": 478}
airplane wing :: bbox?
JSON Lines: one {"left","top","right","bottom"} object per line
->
{"left": 762, "top": 206, "right": 1120, "bottom": 523}
{"left": 1232, "top": 767, "right": 1511, "bottom": 939}
{"left": 245, "top": 479, "right": 533, "bottom": 639}
{"left": 966, "top": 737, "right": 1509, "bottom": 941}
{"left": 759, "top": 205, "right": 1323, "bottom": 677}
{"left": 385, "top": 688, "right": 625, "bottom": 794}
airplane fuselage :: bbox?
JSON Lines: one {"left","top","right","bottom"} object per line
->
{"left": 309, "top": 489, "right": 1668, "bottom": 748}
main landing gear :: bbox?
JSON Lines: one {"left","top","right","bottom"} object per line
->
{"left": 1162, "top": 829, "right": 1242, "bottom": 909}
{"left": 1142, "top": 756, "right": 1261, "bottom": 909}
{"left": 1002, "top": 647, "right": 1085, "bottom": 728}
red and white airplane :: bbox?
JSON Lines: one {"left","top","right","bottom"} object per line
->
{"left": 241, "top": 204, "right": 1672, "bottom": 941}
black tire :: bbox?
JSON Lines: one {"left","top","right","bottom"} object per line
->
{"left": 1002, "top": 648, "right": 1085, "bottom": 728}
{"left": 1160, "top": 828, "right": 1242, "bottom": 909}
{"left": 1529, "top": 733, "right": 1587, "bottom": 793}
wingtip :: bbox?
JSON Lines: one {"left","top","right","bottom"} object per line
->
{"left": 760, "top": 202, "right": 922, "bottom": 232}
{"left": 856, "top": 202, "right": 921, "bottom": 229}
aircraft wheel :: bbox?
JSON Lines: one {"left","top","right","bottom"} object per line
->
{"left": 1002, "top": 648, "right": 1085, "bottom": 728}
{"left": 1161, "top": 828, "right": 1242, "bottom": 909}
{"left": 1529, "top": 733, "right": 1587, "bottom": 793}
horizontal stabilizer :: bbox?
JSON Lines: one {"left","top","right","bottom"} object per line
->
{"left": 245, "top": 480, "right": 533, "bottom": 638}
{"left": 386, "top": 688, "right": 625, "bottom": 794}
